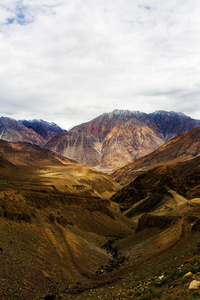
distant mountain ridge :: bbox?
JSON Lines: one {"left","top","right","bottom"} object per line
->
{"left": 45, "top": 109, "right": 200, "bottom": 169}
{"left": 0, "top": 110, "right": 199, "bottom": 169}
{"left": 0, "top": 117, "right": 45, "bottom": 145}
{"left": 149, "top": 110, "right": 199, "bottom": 141}
{"left": 19, "top": 119, "right": 65, "bottom": 140}
{"left": 0, "top": 117, "right": 65, "bottom": 146}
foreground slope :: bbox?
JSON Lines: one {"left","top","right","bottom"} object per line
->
{"left": 63, "top": 155, "right": 200, "bottom": 300}
{"left": 0, "top": 140, "right": 119, "bottom": 198}
{"left": 110, "top": 126, "right": 200, "bottom": 185}
{"left": 86, "top": 155, "right": 200, "bottom": 299}
{"left": 0, "top": 140, "right": 75, "bottom": 167}
{"left": 1, "top": 141, "right": 200, "bottom": 299}
{"left": 0, "top": 141, "right": 132, "bottom": 299}
{"left": 45, "top": 110, "right": 200, "bottom": 169}
{"left": 0, "top": 185, "right": 132, "bottom": 299}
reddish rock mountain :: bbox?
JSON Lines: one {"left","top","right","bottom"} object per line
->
{"left": 109, "top": 126, "right": 200, "bottom": 185}
{"left": 45, "top": 110, "right": 200, "bottom": 169}
{"left": 44, "top": 130, "right": 101, "bottom": 167}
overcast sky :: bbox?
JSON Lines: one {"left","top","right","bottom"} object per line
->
{"left": 0, "top": 0, "right": 200, "bottom": 129}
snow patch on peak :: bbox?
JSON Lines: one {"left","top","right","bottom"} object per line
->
{"left": 20, "top": 119, "right": 61, "bottom": 128}
{"left": 152, "top": 110, "right": 187, "bottom": 117}
{"left": 107, "top": 109, "right": 144, "bottom": 118}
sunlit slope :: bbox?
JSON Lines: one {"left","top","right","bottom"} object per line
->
{"left": 110, "top": 126, "right": 200, "bottom": 185}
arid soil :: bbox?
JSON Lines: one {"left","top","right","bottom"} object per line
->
{"left": 0, "top": 139, "right": 200, "bottom": 299}
{"left": 0, "top": 171, "right": 133, "bottom": 299}
{"left": 0, "top": 148, "right": 132, "bottom": 299}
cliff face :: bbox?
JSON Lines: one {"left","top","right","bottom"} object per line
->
{"left": 45, "top": 110, "right": 200, "bottom": 169}
{"left": 44, "top": 130, "right": 101, "bottom": 167}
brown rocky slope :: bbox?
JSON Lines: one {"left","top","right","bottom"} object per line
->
{"left": 0, "top": 185, "right": 132, "bottom": 299}
{"left": 0, "top": 140, "right": 75, "bottom": 167}
{"left": 0, "top": 140, "right": 120, "bottom": 198}
{"left": 110, "top": 125, "right": 200, "bottom": 185}
{"left": 1, "top": 140, "right": 200, "bottom": 299}
{"left": 111, "top": 155, "right": 200, "bottom": 209}
{"left": 0, "top": 140, "right": 132, "bottom": 299}
{"left": 64, "top": 153, "right": 200, "bottom": 300}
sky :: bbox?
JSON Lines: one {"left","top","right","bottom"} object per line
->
{"left": 0, "top": 0, "right": 200, "bottom": 129}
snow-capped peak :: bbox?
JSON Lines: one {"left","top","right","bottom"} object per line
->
{"left": 152, "top": 110, "right": 187, "bottom": 117}
{"left": 106, "top": 109, "right": 144, "bottom": 118}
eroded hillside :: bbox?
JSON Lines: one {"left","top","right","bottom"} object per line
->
{"left": 0, "top": 143, "right": 132, "bottom": 299}
{"left": 0, "top": 139, "right": 200, "bottom": 299}
{"left": 110, "top": 126, "right": 200, "bottom": 185}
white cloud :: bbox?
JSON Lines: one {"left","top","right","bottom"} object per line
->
{"left": 0, "top": 0, "right": 200, "bottom": 129}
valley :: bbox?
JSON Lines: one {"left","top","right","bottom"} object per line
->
{"left": 0, "top": 161, "right": 131, "bottom": 299}
{"left": 0, "top": 113, "right": 199, "bottom": 299}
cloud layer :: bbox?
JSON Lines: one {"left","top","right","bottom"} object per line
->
{"left": 0, "top": 0, "right": 200, "bottom": 128}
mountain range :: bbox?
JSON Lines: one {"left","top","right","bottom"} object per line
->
{"left": 44, "top": 109, "right": 200, "bottom": 169}
{"left": 0, "top": 117, "right": 46, "bottom": 145}
{"left": 0, "top": 110, "right": 199, "bottom": 170}
{"left": 0, "top": 117, "right": 65, "bottom": 145}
